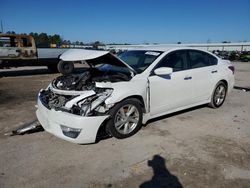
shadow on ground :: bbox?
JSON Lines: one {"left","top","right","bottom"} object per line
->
{"left": 233, "top": 86, "right": 250, "bottom": 92}
{"left": 145, "top": 104, "right": 207, "bottom": 126}
{"left": 0, "top": 68, "right": 51, "bottom": 77}
{"left": 140, "top": 155, "right": 183, "bottom": 188}
{"left": 0, "top": 67, "right": 87, "bottom": 77}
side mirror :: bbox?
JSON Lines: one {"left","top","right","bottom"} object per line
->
{"left": 154, "top": 67, "right": 173, "bottom": 76}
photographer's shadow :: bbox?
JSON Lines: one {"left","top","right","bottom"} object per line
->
{"left": 140, "top": 155, "right": 183, "bottom": 188}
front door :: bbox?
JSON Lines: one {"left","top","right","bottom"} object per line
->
{"left": 149, "top": 50, "right": 194, "bottom": 116}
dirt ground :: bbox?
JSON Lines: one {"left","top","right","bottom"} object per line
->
{"left": 0, "top": 63, "right": 250, "bottom": 188}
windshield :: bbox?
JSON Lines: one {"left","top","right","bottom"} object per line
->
{"left": 98, "top": 64, "right": 132, "bottom": 76}
{"left": 118, "top": 50, "right": 162, "bottom": 73}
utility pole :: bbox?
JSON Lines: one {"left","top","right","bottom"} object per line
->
{"left": 0, "top": 20, "right": 3, "bottom": 33}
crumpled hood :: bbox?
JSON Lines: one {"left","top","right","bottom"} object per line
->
{"left": 60, "top": 49, "right": 135, "bottom": 74}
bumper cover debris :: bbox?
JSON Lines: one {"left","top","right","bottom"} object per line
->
{"left": 11, "top": 120, "right": 43, "bottom": 135}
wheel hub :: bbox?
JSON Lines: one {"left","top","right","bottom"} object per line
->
{"left": 114, "top": 104, "right": 139, "bottom": 135}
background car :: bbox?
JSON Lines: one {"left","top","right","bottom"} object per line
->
{"left": 240, "top": 52, "right": 250, "bottom": 62}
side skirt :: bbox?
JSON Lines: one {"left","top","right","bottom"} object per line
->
{"left": 142, "top": 100, "right": 210, "bottom": 124}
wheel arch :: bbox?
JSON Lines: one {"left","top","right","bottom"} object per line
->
{"left": 119, "top": 95, "right": 146, "bottom": 113}
{"left": 219, "top": 79, "right": 228, "bottom": 91}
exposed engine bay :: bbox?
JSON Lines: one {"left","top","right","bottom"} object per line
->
{"left": 39, "top": 67, "right": 132, "bottom": 117}
{"left": 52, "top": 67, "right": 131, "bottom": 91}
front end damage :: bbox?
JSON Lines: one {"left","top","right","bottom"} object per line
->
{"left": 36, "top": 49, "right": 135, "bottom": 144}
{"left": 36, "top": 73, "right": 122, "bottom": 143}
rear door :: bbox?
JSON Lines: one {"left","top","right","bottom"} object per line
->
{"left": 149, "top": 50, "right": 194, "bottom": 116}
{"left": 187, "top": 50, "right": 219, "bottom": 103}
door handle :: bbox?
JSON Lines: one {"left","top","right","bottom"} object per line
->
{"left": 184, "top": 76, "right": 192, "bottom": 80}
{"left": 211, "top": 70, "right": 218, "bottom": 73}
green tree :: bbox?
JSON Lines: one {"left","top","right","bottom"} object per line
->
{"left": 6, "top": 31, "right": 16, "bottom": 34}
{"left": 92, "top": 41, "right": 104, "bottom": 49}
{"left": 37, "top": 33, "right": 49, "bottom": 47}
{"left": 50, "top": 34, "right": 62, "bottom": 46}
{"left": 222, "top": 41, "right": 231, "bottom": 43}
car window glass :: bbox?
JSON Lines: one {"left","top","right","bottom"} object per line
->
{"left": 144, "top": 56, "right": 156, "bottom": 65}
{"left": 119, "top": 50, "right": 162, "bottom": 73}
{"left": 156, "top": 50, "right": 186, "bottom": 72}
{"left": 208, "top": 54, "right": 218, "bottom": 65}
{"left": 188, "top": 50, "right": 210, "bottom": 68}
{"left": 0, "top": 36, "right": 18, "bottom": 47}
{"left": 21, "top": 37, "right": 32, "bottom": 47}
{"left": 121, "top": 55, "right": 140, "bottom": 66}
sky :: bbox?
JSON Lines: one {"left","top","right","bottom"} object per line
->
{"left": 1, "top": 0, "right": 250, "bottom": 44}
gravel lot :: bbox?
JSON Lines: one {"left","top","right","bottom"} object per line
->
{"left": 0, "top": 62, "right": 250, "bottom": 188}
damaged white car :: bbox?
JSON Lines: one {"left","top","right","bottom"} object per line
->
{"left": 36, "top": 48, "right": 235, "bottom": 144}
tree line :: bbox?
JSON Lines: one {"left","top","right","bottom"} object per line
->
{"left": 4, "top": 31, "right": 104, "bottom": 48}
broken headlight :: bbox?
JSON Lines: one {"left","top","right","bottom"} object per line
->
{"left": 71, "top": 89, "right": 113, "bottom": 116}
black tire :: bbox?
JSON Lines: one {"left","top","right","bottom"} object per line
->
{"left": 47, "top": 64, "right": 59, "bottom": 73}
{"left": 106, "top": 98, "right": 143, "bottom": 139}
{"left": 57, "top": 60, "right": 74, "bottom": 75}
{"left": 208, "top": 81, "right": 227, "bottom": 108}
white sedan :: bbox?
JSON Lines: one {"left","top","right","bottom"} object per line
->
{"left": 36, "top": 47, "right": 235, "bottom": 144}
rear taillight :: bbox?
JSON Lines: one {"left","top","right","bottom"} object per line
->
{"left": 228, "top": 66, "right": 235, "bottom": 74}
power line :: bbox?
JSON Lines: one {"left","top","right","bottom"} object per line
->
{"left": 0, "top": 20, "right": 3, "bottom": 33}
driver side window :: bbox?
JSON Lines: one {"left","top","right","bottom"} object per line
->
{"left": 156, "top": 50, "right": 187, "bottom": 72}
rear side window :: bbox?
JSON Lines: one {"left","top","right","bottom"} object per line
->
{"left": 188, "top": 50, "right": 217, "bottom": 68}
{"left": 156, "top": 50, "right": 187, "bottom": 72}
{"left": 208, "top": 54, "right": 218, "bottom": 65}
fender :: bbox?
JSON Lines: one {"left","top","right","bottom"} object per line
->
{"left": 104, "top": 79, "right": 148, "bottom": 108}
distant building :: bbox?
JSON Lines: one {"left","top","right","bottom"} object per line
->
{"left": 104, "top": 42, "right": 250, "bottom": 52}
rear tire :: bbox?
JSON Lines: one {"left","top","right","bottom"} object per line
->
{"left": 106, "top": 98, "right": 143, "bottom": 139}
{"left": 57, "top": 60, "right": 74, "bottom": 75}
{"left": 208, "top": 81, "right": 227, "bottom": 108}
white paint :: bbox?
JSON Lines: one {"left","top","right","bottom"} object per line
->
{"left": 154, "top": 67, "right": 173, "bottom": 75}
{"left": 65, "top": 90, "right": 96, "bottom": 109}
{"left": 36, "top": 99, "right": 109, "bottom": 144}
{"left": 60, "top": 49, "right": 109, "bottom": 61}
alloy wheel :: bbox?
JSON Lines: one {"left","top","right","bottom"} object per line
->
{"left": 214, "top": 85, "right": 226, "bottom": 106}
{"left": 114, "top": 104, "right": 139, "bottom": 135}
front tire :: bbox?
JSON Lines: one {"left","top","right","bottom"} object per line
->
{"left": 106, "top": 98, "right": 143, "bottom": 139}
{"left": 209, "top": 81, "right": 227, "bottom": 108}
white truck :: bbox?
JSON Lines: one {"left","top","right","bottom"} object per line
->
{"left": 0, "top": 34, "right": 75, "bottom": 74}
